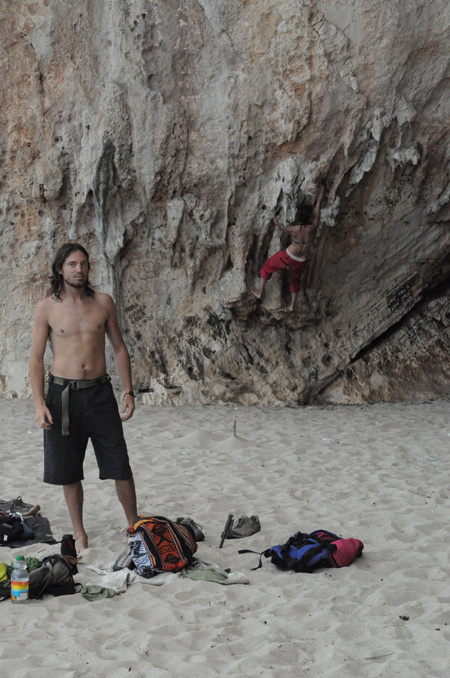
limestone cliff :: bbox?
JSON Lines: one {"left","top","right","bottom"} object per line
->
{"left": 1, "top": 0, "right": 449, "bottom": 404}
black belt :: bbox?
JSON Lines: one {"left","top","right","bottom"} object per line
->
{"left": 49, "top": 374, "right": 110, "bottom": 436}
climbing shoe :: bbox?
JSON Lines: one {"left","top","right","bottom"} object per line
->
{"left": 176, "top": 517, "right": 205, "bottom": 542}
{"left": 0, "top": 496, "right": 40, "bottom": 516}
{"left": 226, "top": 515, "right": 261, "bottom": 539}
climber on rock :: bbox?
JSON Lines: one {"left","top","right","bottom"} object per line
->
{"left": 251, "top": 183, "right": 326, "bottom": 312}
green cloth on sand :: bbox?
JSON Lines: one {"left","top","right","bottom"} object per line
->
{"left": 182, "top": 566, "right": 233, "bottom": 583}
{"left": 81, "top": 585, "right": 115, "bottom": 602}
{"left": 24, "top": 557, "right": 41, "bottom": 572}
{"left": 0, "top": 563, "right": 7, "bottom": 582}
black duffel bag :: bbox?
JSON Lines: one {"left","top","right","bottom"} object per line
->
{"left": 0, "top": 511, "right": 24, "bottom": 544}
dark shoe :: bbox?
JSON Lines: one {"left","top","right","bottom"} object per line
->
{"left": 0, "top": 496, "right": 34, "bottom": 514}
{"left": 176, "top": 517, "right": 205, "bottom": 542}
{"left": 226, "top": 515, "right": 261, "bottom": 539}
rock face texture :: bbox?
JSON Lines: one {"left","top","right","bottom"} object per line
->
{"left": 1, "top": 0, "right": 449, "bottom": 404}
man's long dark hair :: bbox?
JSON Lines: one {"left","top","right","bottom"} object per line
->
{"left": 295, "top": 204, "right": 314, "bottom": 225}
{"left": 50, "top": 243, "right": 95, "bottom": 300}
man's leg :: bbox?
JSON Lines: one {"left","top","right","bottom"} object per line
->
{"left": 88, "top": 381, "right": 137, "bottom": 531}
{"left": 44, "top": 382, "right": 89, "bottom": 553}
{"left": 63, "top": 481, "right": 88, "bottom": 553}
{"left": 288, "top": 262, "right": 306, "bottom": 312}
{"left": 115, "top": 477, "right": 138, "bottom": 527}
{"left": 251, "top": 276, "right": 267, "bottom": 299}
{"left": 251, "top": 250, "right": 287, "bottom": 299}
{"left": 288, "top": 290, "right": 299, "bottom": 312}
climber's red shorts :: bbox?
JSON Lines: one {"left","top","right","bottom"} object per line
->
{"left": 260, "top": 250, "right": 307, "bottom": 293}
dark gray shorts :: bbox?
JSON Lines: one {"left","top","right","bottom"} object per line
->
{"left": 43, "top": 377, "right": 132, "bottom": 485}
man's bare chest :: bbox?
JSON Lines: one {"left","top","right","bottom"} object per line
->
{"left": 48, "top": 302, "right": 108, "bottom": 340}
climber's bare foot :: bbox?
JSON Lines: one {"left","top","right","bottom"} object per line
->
{"left": 75, "top": 531, "right": 88, "bottom": 554}
{"left": 250, "top": 289, "right": 262, "bottom": 299}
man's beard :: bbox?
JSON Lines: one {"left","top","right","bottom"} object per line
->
{"left": 65, "top": 280, "right": 86, "bottom": 289}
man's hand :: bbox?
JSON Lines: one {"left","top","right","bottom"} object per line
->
{"left": 35, "top": 404, "right": 53, "bottom": 430}
{"left": 121, "top": 394, "right": 135, "bottom": 422}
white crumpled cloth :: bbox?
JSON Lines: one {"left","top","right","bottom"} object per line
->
{"left": 85, "top": 558, "right": 248, "bottom": 593}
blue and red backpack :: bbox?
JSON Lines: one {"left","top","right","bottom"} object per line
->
{"left": 239, "top": 529, "right": 364, "bottom": 573}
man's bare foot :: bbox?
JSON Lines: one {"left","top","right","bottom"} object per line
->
{"left": 250, "top": 289, "right": 262, "bottom": 299}
{"left": 75, "top": 531, "right": 88, "bottom": 554}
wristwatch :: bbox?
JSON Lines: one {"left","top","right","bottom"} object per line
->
{"left": 124, "top": 391, "right": 135, "bottom": 397}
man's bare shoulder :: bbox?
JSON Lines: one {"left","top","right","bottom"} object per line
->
{"left": 95, "top": 292, "right": 117, "bottom": 313}
{"left": 34, "top": 297, "right": 54, "bottom": 316}
{"left": 33, "top": 297, "right": 59, "bottom": 330}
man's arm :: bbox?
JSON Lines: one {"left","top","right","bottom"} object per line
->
{"left": 104, "top": 295, "right": 135, "bottom": 422}
{"left": 273, "top": 220, "right": 290, "bottom": 233}
{"left": 311, "top": 183, "right": 326, "bottom": 229}
{"left": 29, "top": 300, "right": 53, "bottom": 429}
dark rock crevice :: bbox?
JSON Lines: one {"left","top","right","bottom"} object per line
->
{"left": 319, "top": 273, "right": 450, "bottom": 404}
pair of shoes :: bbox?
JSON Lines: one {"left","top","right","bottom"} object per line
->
{"left": 176, "top": 517, "right": 205, "bottom": 542}
{"left": 226, "top": 515, "right": 261, "bottom": 539}
{"left": 0, "top": 496, "right": 32, "bottom": 512}
{"left": 0, "top": 496, "right": 40, "bottom": 516}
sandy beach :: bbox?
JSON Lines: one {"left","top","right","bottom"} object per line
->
{"left": 1, "top": 399, "right": 450, "bottom": 677}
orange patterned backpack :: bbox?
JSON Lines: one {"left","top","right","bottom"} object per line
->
{"left": 132, "top": 516, "right": 198, "bottom": 576}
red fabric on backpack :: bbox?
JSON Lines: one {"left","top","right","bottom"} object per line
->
{"left": 328, "top": 538, "right": 364, "bottom": 568}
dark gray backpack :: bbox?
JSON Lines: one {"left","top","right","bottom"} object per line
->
{"left": 0, "top": 555, "right": 79, "bottom": 600}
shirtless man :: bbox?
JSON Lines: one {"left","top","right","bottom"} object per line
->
{"left": 251, "top": 183, "right": 326, "bottom": 311}
{"left": 29, "top": 243, "right": 137, "bottom": 552}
